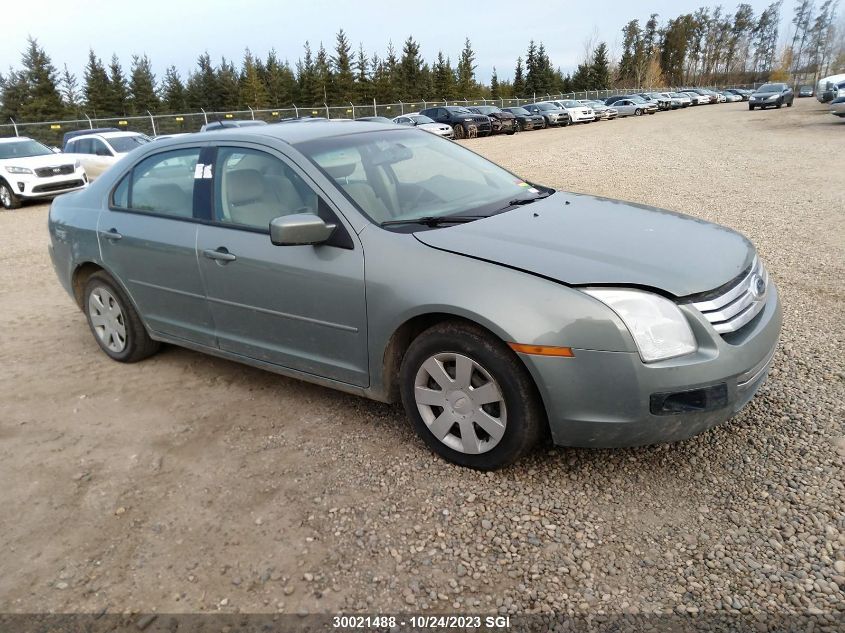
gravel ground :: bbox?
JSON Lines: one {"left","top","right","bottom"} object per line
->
{"left": 0, "top": 100, "right": 843, "bottom": 628}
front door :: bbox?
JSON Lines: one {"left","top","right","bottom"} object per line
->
{"left": 195, "top": 145, "right": 368, "bottom": 387}
{"left": 98, "top": 146, "right": 216, "bottom": 346}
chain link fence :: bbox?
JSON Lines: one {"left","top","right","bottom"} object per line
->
{"left": 1, "top": 84, "right": 763, "bottom": 146}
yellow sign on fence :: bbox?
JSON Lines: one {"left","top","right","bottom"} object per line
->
{"left": 175, "top": 116, "right": 184, "bottom": 122}
{"left": 118, "top": 120, "right": 128, "bottom": 126}
{"left": 225, "top": 113, "right": 234, "bottom": 119}
{"left": 50, "top": 124, "right": 61, "bottom": 130}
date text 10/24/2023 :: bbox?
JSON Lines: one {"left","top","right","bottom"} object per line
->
{"left": 332, "top": 615, "right": 512, "bottom": 629}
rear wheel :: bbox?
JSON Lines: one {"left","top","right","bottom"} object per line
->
{"left": 634, "top": 108, "right": 643, "bottom": 116}
{"left": 83, "top": 272, "right": 160, "bottom": 363}
{"left": 0, "top": 180, "right": 22, "bottom": 210}
{"left": 400, "top": 322, "right": 544, "bottom": 470}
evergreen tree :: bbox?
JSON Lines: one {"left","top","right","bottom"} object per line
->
{"left": 618, "top": 20, "right": 642, "bottom": 85}
{"left": 512, "top": 56, "right": 525, "bottom": 97}
{"left": 589, "top": 42, "right": 611, "bottom": 89}
{"left": 186, "top": 53, "right": 219, "bottom": 111}
{"left": 490, "top": 67, "right": 500, "bottom": 100}
{"left": 456, "top": 37, "right": 476, "bottom": 97}
{"left": 432, "top": 51, "right": 455, "bottom": 99}
{"left": 331, "top": 29, "right": 354, "bottom": 103}
{"left": 105, "top": 54, "right": 128, "bottom": 116}
{"left": 161, "top": 66, "right": 187, "bottom": 112}
{"left": 314, "top": 42, "right": 332, "bottom": 104}
{"left": 265, "top": 50, "right": 297, "bottom": 106}
{"left": 216, "top": 57, "right": 241, "bottom": 110}
{"left": 128, "top": 54, "right": 159, "bottom": 114}
{"left": 524, "top": 41, "right": 539, "bottom": 96}
{"left": 17, "top": 37, "right": 64, "bottom": 121}
{"left": 353, "top": 43, "right": 371, "bottom": 102}
{"left": 60, "top": 64, "right": 81, "bottom": 113}
{"left": 297, "top": 42, "right": 318, "bottom": 105}
{"left": 240, "top": 48, "right": 268, "bottom": 108}
{"left": 83, "top": 50, "right": 111, "bottom": 116}
{"left": 0, "top": 70, "right": 30, "bottom": 121}
{"left": 399, "top": 36, "right": 423, "bottom": 100}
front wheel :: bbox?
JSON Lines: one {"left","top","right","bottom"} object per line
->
{"left": 0, "top": 180, "right": 22, "bottom": 210}
{"left": 84, "top": 272, "right": 160, "bottom": 363}
{"left": 749, "top": 104, "right": 755, "bottom": 110}
{"left": 400, "top": 322, "right": 544, "bottom": 470}
{"left": 787, "top": 100, "right": 792, "bottom": 107}
{"left": 452, "top": 123, "right": 466, "bottom": 140}
{"left": 776, "top": 99, "right": 783, "bottom": 109}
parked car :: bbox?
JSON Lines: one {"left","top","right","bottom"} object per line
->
{"left": 200, "top": 120, "right": 268, "bottom": 132}
{"left": 724, "top": 89, "right": 751, "bottom": 101}
{"left": 61, "top": 127, "right": 120, "bottom": 151}
{"left": 798, "top": 86, "right": 814, "bottom": 98}
{"left": 639, "top": 93, "right": 673, "bottom": 110}
{"left": 63, "top": 131, "right": 152, "bottom": 179}
{"left": 547, "top": 100, "right": 595, "bottom": 124}
{"left": 749, "top": 83, "right": 794, "bottom": 110}
{"left": 48, "top": 120, "right": 782, "bottom": 469}
{"left": 393, "top": 114, "right": 454, "bottom": 138}
{"left": 466, "top": 106, "right": 517, "bottom": 135}
{"left": 578, "top": 100, "right": 618, "bottom": 120}
{"left": 815, "top": 74, "right": 845, "bottom": 102}
{"left": 501, "top": 107, "right": 545, "bottom": 131}
{"left": 830, "top": 96, "right": 845, "bottom": 117}
{"left": 667, "top": 92, "right": 693, "bottom": 107}
{"left": 523, "top": 102, "right": 569, "bottom": 126}
{"left": 679, "top": 91, "right": 710, "bottom": 106}
{"left": 418, "top": 106, "right": 492, "bottom": 139}
{"left": 719, "top": 91, "right": 743, "bottom": 103}
{"left": 356, "top": 116, "right": 395, "bottom": 124}
{"left": 0, "top": 136, "right": 88, "bottom": 209}
{"left": 608, "top": 96, "right": 658, "bottom": 117}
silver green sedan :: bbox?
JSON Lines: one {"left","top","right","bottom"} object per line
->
{"left": 48, "top": 122, "right": 781, "bottom": 469}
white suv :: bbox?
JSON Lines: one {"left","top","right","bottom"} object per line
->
{"left": 0, "top": 137, "right": 88, "bottom": 209}
{"left": 63, "top": 131, "right": 151, "bottom": 179}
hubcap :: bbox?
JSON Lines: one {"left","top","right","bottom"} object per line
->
{"left": 414, "top": 353, "right": 507, "bottom": 455}
{"left": 0, "top": 186, "right": 10, "bottom": 207}
{"left": 88, "top": 287, "right": 127, "bottom": 353}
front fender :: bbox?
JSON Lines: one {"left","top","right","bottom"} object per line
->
{"left": 361, "top": 227, "right": 636, "bottom": 397}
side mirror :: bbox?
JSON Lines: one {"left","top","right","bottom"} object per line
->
{"left": 270, "top": 213, "right": 336, "bottom": 246}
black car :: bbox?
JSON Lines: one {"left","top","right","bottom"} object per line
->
{"left": 748, "top": 83, "right": 794, "bottom": 110}
{"left": 419, "top": 106, "right": 492, "bottom": 139}
{"left": 501, "top": 107, "right": 545, "bottom": 131}
{"left": 466, "top": 106, "right": 517, "bottom": 135}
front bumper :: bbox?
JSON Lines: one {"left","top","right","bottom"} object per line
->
{"left": 519, "top": 282, "right": 782, "bottom": 448}
{"left": 8, "top": 169, "right": 89, "bottom": 199}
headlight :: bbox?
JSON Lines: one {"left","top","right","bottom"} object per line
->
{"left": 463, "top": 118, "right": 472, "bottom": 122}
{"left": 5, "top": 166, "right": 33, "bottom": 174}
{"left": 583, "top": 288, "right": 697, "bottom": 363}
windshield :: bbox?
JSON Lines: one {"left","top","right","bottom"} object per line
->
{"left": 757, "top": 84, "right": 784, "bottom": 92}
{"left": 536, "top": 103, "right": 556, "bottom": 111}
{"left": 628, "top": 96, "right": 647, "bottom": 103}
{"left": 411, "top": 115, "right": 435, "bottom": 124}
{"left": 562, "top": 100, "right": 580, "bottom": 107}
{"left": 508, "top": 107, "right": 529, "bottom": 115}
{"left": 472, "top": 106, "right": 497, "bottom": 114}
{"left": 0, "top": 139, "right": 54, "bottom": 159}
{"left": 108, "top": 135, "right": 151, "bottom": 153}
{"left": 446, "top": 107, "right": 472, "bottom": 115}
{"left": 297, "top": 129, "right": 547, "bottom": 227}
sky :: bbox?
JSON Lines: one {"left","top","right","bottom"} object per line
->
{"left": 4, "top": 0, "right": 795, "bottom": 85}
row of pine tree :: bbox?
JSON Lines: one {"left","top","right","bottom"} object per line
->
{"left": 2, "top": 2, "right": 843, "bottom": 123}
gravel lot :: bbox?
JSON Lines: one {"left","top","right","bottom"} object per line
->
{"left": 1, "top": 100, "right": 843, "bottom": 628}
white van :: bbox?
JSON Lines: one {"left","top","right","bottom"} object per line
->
{"left": 816, "top": 74, "right": 845, "bottom": 102}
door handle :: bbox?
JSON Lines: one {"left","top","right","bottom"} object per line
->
{"left": 203, "top": 247, "right": 237, "bottom": 263}
{"left": 99, "top": 228, "right": 123, "bottom": 241}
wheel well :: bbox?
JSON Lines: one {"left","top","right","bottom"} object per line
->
{"left": 381, "top": 313, "right": 505, "bottom": 404}
{"left": 71, "top": 262, "right": 105, "bottom": 308}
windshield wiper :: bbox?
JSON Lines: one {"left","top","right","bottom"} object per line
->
{"left": 507, "top": 191, "right": 552, "bottom": 206}
{"left": 380, "top": 215, "right": 487, "bottom": 227}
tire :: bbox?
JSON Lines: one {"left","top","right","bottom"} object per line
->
{"left": 452, "top": 123, "right": 465, "bottom": 140}
{"left": 516, "top": 121, "right": 524, "bottom": 132}
{"left": 399, "top": 322, "right": 544, "bottom": 470}
{"left": 634, "top": 108, "right": 643, "bottom": 116}
{"left": 0, "top": 180, "right": 22, "bottom": 210}
{"left": 749, "top": 104, "right": 754, "bottom": 110}
{"left": 787, "top": 100, "right": 792, "bottom": 107}
{"left": 83, "top": 271, "right": 160, "bottom": 363}
{"left": 776, "top": 99, "right": 783, "bottom": 109}
{"left": 561, "top": 117, "right": 570, "bottom": 127}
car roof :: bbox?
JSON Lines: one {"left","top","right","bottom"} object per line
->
{"left": 149, "top": 120, "right": 401, "bottom": 148}
{"left": 0, "top": 136, "right": 37, "bottom": 144}
{"left": 70, "top": 131, "right": 145, "bottom": 141}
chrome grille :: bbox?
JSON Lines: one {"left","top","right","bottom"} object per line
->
{"left": 691, "top": 257, "right": 769, "bottom": 334}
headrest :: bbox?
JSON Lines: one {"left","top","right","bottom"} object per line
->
{"left": 227, "top": 169, "right": 265, "bottom": 205}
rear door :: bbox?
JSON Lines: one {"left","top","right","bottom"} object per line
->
{"left": 98, "top": 145, "right": 216, "bottom": 346}
{"left": 195, "top": 143, "right": 368, "bottom": 386}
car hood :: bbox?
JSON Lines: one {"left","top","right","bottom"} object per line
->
{"left": 413, "top": 192, "right": 753, "bottom": 297}
{"left": 418, "top": 123, "right": 451, "bottom": 132}
{"left": 0, "top": 154, "right": 75, "bottom": 168}
{"left": 752, "top": 91, "right": 780, "bottom": 97}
